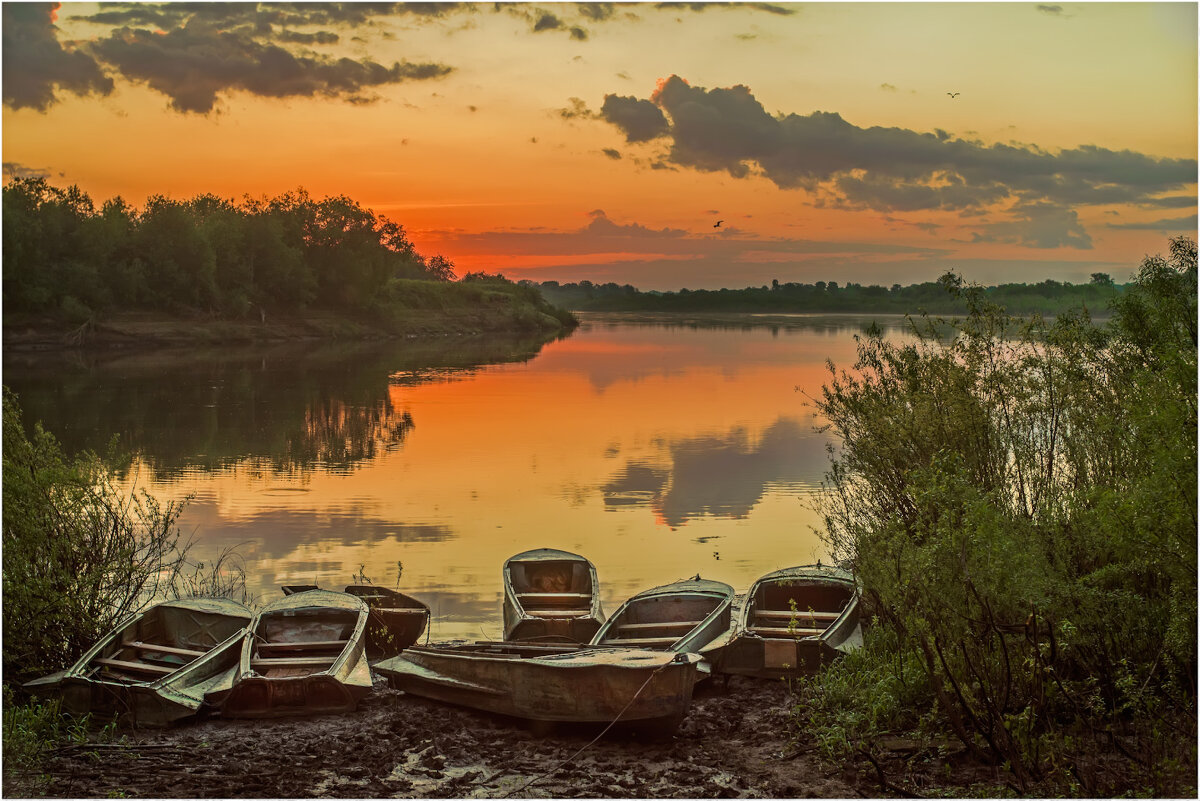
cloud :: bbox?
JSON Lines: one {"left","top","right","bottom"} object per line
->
{"left": 2, "top": 3, "right": 114, "bottom": 111}
{"left": 598, "top": 75, "right": 1197, "bottom": 249}
{"left": 1037, "top": 4, "right": 1064, "bottom": 14}
{"left": 602, "top": 148, "right": 622, "bottom": 160}
{"left": 970, "top": 201, "right": 1093, "bottom": 249}
{"left": 1105, "top": 214, "right": 1198, "bottom": 232}
{"left": 3, "top": 161, "right": 56, "bottom": 180}
{"left": 88, "top": 20, "right": 452, "bottom": 113}
{"left": 600, "top": 94, "right": 669, "bottom": 142}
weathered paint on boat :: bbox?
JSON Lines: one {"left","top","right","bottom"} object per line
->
{"left": 502, "top": 548, "right": 605, "bottom": 643}
{"left": 282, "top": 584, "right": 430, "bottom": 658}
{"left": 23, "top": 597, "right": 252, "bottom": 727}
{"left": 589, "top": 577, "right": 735, "bottom": 669}
{"left": 213, "top": 589, "right": 372, "bottom": 718}
{"left": 720, "top": 564, "right": 863, "bottom": 677}
{"left": 375, "top": 641, "right": 703, "bottom": 730}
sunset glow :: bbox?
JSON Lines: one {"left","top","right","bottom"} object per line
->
{"left": 2, "top": 2, "right": 1196, "bottom": 289}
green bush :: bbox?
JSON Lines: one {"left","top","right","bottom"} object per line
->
{"left": 807, "top": 237, "right": 1197, "bottom": 794}
{"left": 2, "top": 388, "right": 194, "bottom": 683}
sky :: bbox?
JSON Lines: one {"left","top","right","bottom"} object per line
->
{"left": 2, "top": 2, "right": 1197, "bottom": 290}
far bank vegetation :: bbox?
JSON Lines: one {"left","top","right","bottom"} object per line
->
{"left": 2, "top": 179, "right": 576, "bottom": 337}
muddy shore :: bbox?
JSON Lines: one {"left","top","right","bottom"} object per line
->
{"left": 5, "top": 674, "right": 1012, "bottom": 799}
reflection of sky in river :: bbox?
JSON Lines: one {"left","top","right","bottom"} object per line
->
{"left": 9, "top": 313, "right": 908, "bottom": 638}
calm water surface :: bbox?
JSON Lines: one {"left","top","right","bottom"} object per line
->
{"left": 4, "top": 312, "right": 907, "bottom": 640}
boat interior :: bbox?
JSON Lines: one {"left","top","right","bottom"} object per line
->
{"left": 747, "top": 580, "right": 852, "bottom": 639}
{"left": 91, "top": 605, "right": 248, "bottom": 683}
{"left": 602, "top": 593, "right": 729, "bottom": 649}
{"left": 250, "top": 609, "right": 358, "bottom": 678}
{"left": 509, "top": 560, "right": 595, "bottom": 619}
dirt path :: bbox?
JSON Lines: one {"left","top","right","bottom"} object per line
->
{"left": 12, "top": 677, "right": 886, "bottom": 798}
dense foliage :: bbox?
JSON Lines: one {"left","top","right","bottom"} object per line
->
{"left": 1, "top": 388, "right": 195, "bottom": 684}
{"left": 2, "top": 179, "right": 456, "bottom": 320}
{"left": 530, "top": 274, "right": 1123, "bottom": 316}
{"left": 801, "top": 237, "right": 1197, "bottom": 795}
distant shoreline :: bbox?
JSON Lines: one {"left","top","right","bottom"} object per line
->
{"left": 2, "top": 306, "right": 575, "bottom": 352}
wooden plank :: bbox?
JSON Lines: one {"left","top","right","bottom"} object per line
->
{"left": 755, "top": 610, "right": 840, "bottom": 622}
{"left": 95, "top": 657, "right": 175, "bottom": 676}
{"left": 617, "top": 621, "right": 702, "bottom": 632}
{"left": 257, "top": 640, "right": 349, "bottom": 652}
{"left": 516, "top": 593, "right": 592, "bottom": 600}
{"left": 130, "top": 641, "right": 206, "bottom": 658}
{"left": 750, "top": 626, "right": 824, "bottom": 637}
{"left": 251, "top": 656, "right": 338, "bottom": 668}
{"left": 607, "top": 636, "right": 679, "bottom": 646}
{"left": 525, "top": 609, "right": 589, "bottom": 618}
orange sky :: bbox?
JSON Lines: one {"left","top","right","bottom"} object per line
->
{"left": 3, "top": 2, "right": 1196, "bottom": 289}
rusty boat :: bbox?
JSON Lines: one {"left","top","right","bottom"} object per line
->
{"left": 374, "top": 641, "right": 704, "bottom": 731}
{"left": 502, "top": 548, "right": 605, "bottom": 643}
{"left": 720, "top": 563, "right": 863, "bottom": 677}
{"left": 212, "top": 589, "right": 372, "bottom": 718}
{"left": 283, "top": 584, "right": 429, "bottom": 658}
{"left": 589, "top": 576, "right": 736, "bottom": 668}
{"left": 23, "top": 597, "right": 252, "bottom": 727}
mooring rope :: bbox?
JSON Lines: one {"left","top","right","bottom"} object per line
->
{"left": 503, "top": 658, "right": 675, "bottom": 798}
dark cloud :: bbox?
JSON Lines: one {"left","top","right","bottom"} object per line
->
{"left": 3, "top": 162, "right": 56, "bottom": 180}
{"left": 3, "top": 3, "right": 114, "bottom": 111}
{"left": 533, "top": 10, "right": 565, "bottom": 31}
{"left": 579, "top": 3, "right": 618, "bottom": 21}
{"left": 558, "top": 96, "right": 592, "bottom": 120}
{"left": 602, "top": 148, "right": 622, "bottom": 160}
{"left": 1141, "top": 195, "right": 1198, "bottom": 209}
{"left": 88, "top": 20, "right": 452, "bottom": 113}
{"left": 600, "top": 94, "right": 669, "bottom": 142}
{"left": 598, "top": 75, "right": 1197, "bottom": 248}
{"left": 1105, "top": 214, "right": 1198, "bottom": 232}
{"left": 1037, "top": 4, "right": 1064, "bottom": 14}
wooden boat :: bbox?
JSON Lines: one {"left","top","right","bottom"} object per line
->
{"left": 22, "top": 597, "right": 252, "bottom": 727}
{"left": 374, "top": 641, "right": 704, "bottom": 731}
{"left": 213, "top": 589, "right": 372, "bottom": 718}
{"left": 589, "top": 577, "right": 736, "bottom": 667}
{"left": 502, "top": 548, "right": 605, "bottom": 643}
{"left": 719, "top": 563, "right": 863, "bottom": 677}
{"left": 282, "top": 584, "right": 429, "bottom": 658}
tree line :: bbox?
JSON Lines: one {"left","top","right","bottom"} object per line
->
{"left": 530, "top": 273, "right": 1124, "bottom": 316}
{"left": 2, "top": 179, "right": 457, "bottom": 321}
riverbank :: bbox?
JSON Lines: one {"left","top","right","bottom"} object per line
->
{"left": 4, "top": 675, "right": 1021, "bottom": 798}
{"left": 3, "top": 304, "right": 575, "bottom": 351}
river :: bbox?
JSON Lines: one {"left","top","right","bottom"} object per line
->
{"left": 3, "top": 311, "right": 908, "bottom": 640}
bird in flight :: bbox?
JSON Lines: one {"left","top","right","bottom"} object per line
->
{"left": 947, "top": 92, "right": 960, "bottom": 98}
{"left": 713, "top": 220, "right": 724, "bottom": 228}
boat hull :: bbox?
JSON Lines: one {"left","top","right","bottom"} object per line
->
{"left": 283, "top": 584, "right": 430, "bottom": 658}
{"left": 216, "top": 589, "right": 372, "bottom": 718}
{"left": 502, "top": 548, "right": 605, "bottom": 644}
{"left": 23, "top": 598, "right": 252, "bottom": 727}
{"left": 590, "top": 577, "right": 735, "bottom": 671}
{"left": 719, "top": 564, "right": 863, "bottom": 678}
{"left": 376, "top": 643, "right": 703, "bottom": 728}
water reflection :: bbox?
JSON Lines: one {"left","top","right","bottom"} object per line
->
{"left": 3, "top": 333, "right": 557, "bottom": 475}
{"left": 3, "top": 313, "right": 910, "bottom": 636}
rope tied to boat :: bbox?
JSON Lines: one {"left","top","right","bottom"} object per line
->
{"left": 502, "top": 656, "right": 682, "bottom": 798}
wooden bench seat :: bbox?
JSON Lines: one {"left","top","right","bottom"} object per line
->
{"left": 606, "top": 636, "right": 680, "bottom": 646}
{"left": 755, "top": 610, "right": 841, "bottom": 622}
{"left": 516, "top": 592, "right": 592, "bottom": 601}
{"left": 256, "top": 640, "right": 349, "bottom": 654}
{"left": 130, "top": 641, "right": 206, "bottom": 658}
{"left": 617, "top": 620, "right": 702, "bottom": 632}
{"left": 750, "top": 625, "right": 824, "bottom": 637}
{"left": 95, "top": 657, "right": 176, "bottom": 676}
{"left": 250, "top": 656, "right": 338, "bottom": 668}
{"left": 525, "top": 609, "right": 589, "bottom": 618}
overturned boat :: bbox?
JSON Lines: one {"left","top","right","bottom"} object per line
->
{"left": 589, "top": 577, "right": 735, "bottom": 667}
{"left": 213, "top": 589, "right": 372, "bottom": 718}
{"left": 375, "top": 641, "right": 703, "bottom": 731}
{"left": 283, "top": 584, "right": 429, "bottom": 658}
{"left": 502, "top": 548, "right": 605, "bottom": 643}
{"left": 23, "top": 597, "right": 252, "bottom": 727}
{"left": 720, "top": 563, "right": 862, "bottom": 677}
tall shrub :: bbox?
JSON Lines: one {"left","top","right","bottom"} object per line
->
{"left": 1, "top": 389, "right": 193, "bottom": 682}
{"left": 808, "top": 238, "right": 1196, "bottom": 793}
